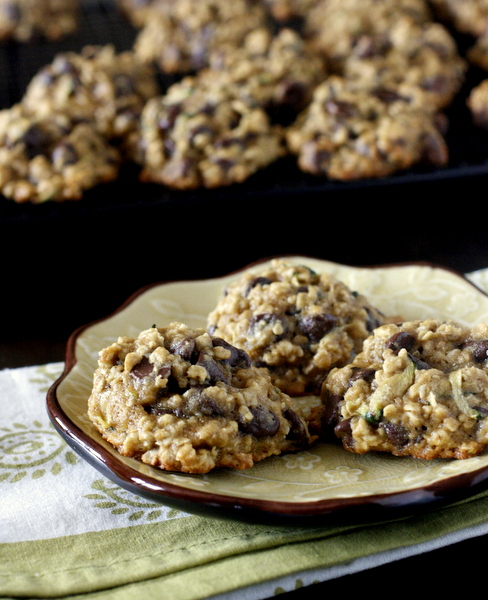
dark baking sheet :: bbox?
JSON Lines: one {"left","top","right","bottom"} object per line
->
{"left": 2, "top": 0, "right": 488, "bottom": 343}
{"left": 0, "top": 0, "right": 488, "bottom": 224}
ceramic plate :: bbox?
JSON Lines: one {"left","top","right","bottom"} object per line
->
{"left": 47, "top": 257, "right": 488, "bottom": 522}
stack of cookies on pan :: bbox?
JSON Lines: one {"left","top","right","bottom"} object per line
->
{"left": 87, "top": 259, "right": 488, "bottom": 473}
{"left": 2, "top": 0, "right": 488, "bottom": 202}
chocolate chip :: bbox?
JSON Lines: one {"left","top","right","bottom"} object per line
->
{"left": 244, "top": 276, "right": 273, "bottom": 296}
{"left": 324, "top": 99, "right": 356, "bottom": 118}
{"left": 348, "top": 368, "right": 376, "bottom": 386}
{"left": 407, "top": 352, "right": 431, "bottom": 370}
{"left": 52, "top": 141, "right": 79, "bottom": 166}
{"left": 212, "top": 337, "right": 251, "bottom": 368}
{"left": 239, "top": 405, "right": 280, "bottom": 437}
{"left": 298, "top": 313, "right": 337, "bottom": 343}
{"left": 283, "top": 407, "right": 309, "bottom": 447}
{"left": 21, "top": 125, "right": 51, "bottom": 159}
{"left": 383, "top": 421, "right": 410, "bottom": 448}
{"left": 170, "top": 337, "right": 196, "bottom": 362}
{"left": 158, "top": 104, "right": 182, "bottom": 130}
{"left": 322, "top": 393, "right": 343, "bottom": 428}
{"left": 469, "top": 340, "right": 488, "bottom": 363}
{"left": 364, "top": 307, "right": 384, "bottom": 332}
{"left": 130, "top": 356, "right": 153, "bottom": 378}
{"left": 386, "top": 331, "right": 415, "bottom": 353}
{"left": 113, "top": 74, "right": 135, "bottom": 97}
{"left": 197, "top": 352, "right": 229, "bottom": 385}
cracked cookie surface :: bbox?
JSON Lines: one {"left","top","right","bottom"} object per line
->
{"left": 207, "top": 260, "right": 387, "bottom": 396}
{"left": 322, "top": 319, "right": 488, "bottom": 459}
{"left": 88, "top": 323, "right": 314, "bottom": 473}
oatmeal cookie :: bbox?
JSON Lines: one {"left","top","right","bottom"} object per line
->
{"left": 87, "top": 323, "right": 314, "bottom": 473}
{"left": 133, "top": 0, "right": 269, "bottom": 74}
{"left": 0, "top": 0, "right": 79, "bottom": 42}
{"left": 0, "top": 104, "right": 121, "bottom": 203}
{"left": 340, "top": 17, "right": 466, "bottom": 111}
{"left": 322, "top": 319, "right": 488, "bottom": 459}
{"left": 285, "top": 75, "right": 449, "bottom": 181}
{"left": 133, "top": 75, "right": 286, "bottom": 189}
{"left": 203, "top": 27, "right": 328, "bottom": 122}
{"left": 207, "top": 260, "right": 387, "bottom": 396}
{"left": 303, "top": 0, "right": 432, "bottom": 71}
{"left": 21, "top": 45, "right": 159, "bottom": 144}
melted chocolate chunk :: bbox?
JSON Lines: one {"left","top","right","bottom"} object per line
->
{"left": 239, "top": 405, "right": 280, "bottom": 437}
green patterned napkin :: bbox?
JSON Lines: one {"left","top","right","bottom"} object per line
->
{"left": 2, "top": 267, "right": 488, "bottom": 600}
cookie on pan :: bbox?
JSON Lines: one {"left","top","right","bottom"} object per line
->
{"left": 303, "top": 0, "right": 433, "bottom": 71}
{"left": 0, "top": 0, "right": 79, "bottom": 42}
{"left": 203, "top": 26, "right": 328, "bottom": 122}
{"left": 339, "top": 17, "right": 466, "bottom": 111}
{"left": 132, "top": 74, "right": 286, "bottom": 189}
{"left": 207, "top": 259, "right": 387, "bottom": 396}
{"left": 322, "top": 319, "right": 488, "bottom": 459}
{"left": 0, "top": 104, "right": 121, "bottom": 203}
{"left": 133, "top": 0, "right": 269, "bottom": 74}
{"left": 285, "top": 75, "right": 449, "bottom": 181}
{"left": 21, "top": 45, "right": 159, "bottom": 146}
{"left": 88, "top": 323, "right": 315, "bottom": 474}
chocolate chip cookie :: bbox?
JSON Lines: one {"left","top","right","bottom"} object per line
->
{"left": 21, "top": 45, "right": 159, "bottom": 145}
{"left": 133, "top": 74, "right": 286, "bottom": 189}
{"left": 133, "top": 0, "right": 269, "bottom": 74}
{"left": 203, "top": 26, "right": 328, "bottom": 122}
{"left": 0, "top": 0, "right": 79, "bottom": 42}
{"left": 88, "top": 323, "right": 314, "bottom": 473}
{"left": 339, "top": 17, "right": 466, "bottom": 111}
{"left": 322, "top": 319, "right": 488, "bottom": 459}
{"left": 0, "top": 104, "right": 121, "bottom": 203}
{"left": 303, "top": 0, "right": 433, "bottom": 71}
{"left": 207, "top": 260, "right": 387, "bottom": 396}
{"left": 286, "top": 75, "right": 449, "bottom": 180}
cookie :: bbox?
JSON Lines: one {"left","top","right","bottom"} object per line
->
{"left": 467, "top": 78, "right": 488, "bottom": 128}
{"left": 322, "top": 319, "right": 488, "bottom": 459}
{"left": 87, "top": 323, "right": 314, "bottom": 474}
{"left": 303, "top": 0, "right": 432, "bottom": 71}
{"left": 203, "top": 26, "right": 328, "bottom": 122}
{"left": 133, "top": 0, "right": 269, "bottom": 74}
{"left": 340, "top": 17, "right": 466, "bottom": 111}
{"left": 429, "top": 0, "right": 488, "bottom": 37}
{"left": 0, "top": 0, "right": 79, "bottom": 42}
{"left": 207, "top": 260, "right": 387, "bottom": 396}
{"left": 285, "top": 75, "right": 449, "bottom": 181}
{"left": 132, "top": 74, "right": 286, "bottom": 189}
{"left": 0, "top": 104, "right": 121, "bottom": 203}
{"left": 21, "top": 45, "right": 159, "bottom": 145}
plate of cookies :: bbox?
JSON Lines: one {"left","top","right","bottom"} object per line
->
{"left": 47, "top": 256, "right": 488, "bottom": 521}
